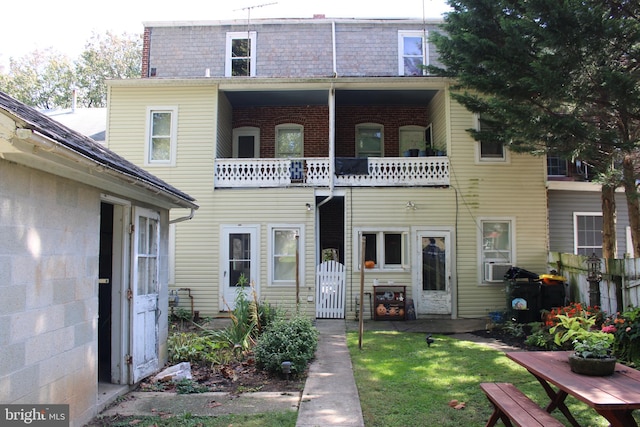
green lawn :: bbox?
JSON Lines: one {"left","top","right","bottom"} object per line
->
{"left": 347, "top": 331, "right": 638, "bottom": 427}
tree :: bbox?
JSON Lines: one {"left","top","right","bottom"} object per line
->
{"left": 75, "top": 31, "right": 142, "bottom": 107}
{"left": 0, "top": 49, "right": 75, "bottom": 109}
{"left": 0, "top": 31, "right": 141, "bottom": 109}
{"left": 429, "top": 0, "right": 640, "bottom": 258}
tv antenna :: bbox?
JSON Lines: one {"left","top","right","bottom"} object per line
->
{"left": 235, "top": 2, "right": 278, "bottom": 23}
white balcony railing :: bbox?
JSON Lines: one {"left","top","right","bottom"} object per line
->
{"left": 214, "top": 157, "right": 449, "bottom": 188}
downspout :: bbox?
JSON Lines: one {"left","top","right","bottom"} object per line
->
{"left": 317, "top": 20, "right": 338, "bottom": 210}
{"left": 317, "top": 84, "right": 335, "bottom": 209}
{"left": 169, "top": 208, "right": 196, "bottom": 224}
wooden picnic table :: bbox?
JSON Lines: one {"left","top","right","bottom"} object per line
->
{"left": 507, "top": 351, "right": 640, "bottom": 427}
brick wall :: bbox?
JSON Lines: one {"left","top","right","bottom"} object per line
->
{"left": 232, "top": 104, "right": 429, "bottom": 157}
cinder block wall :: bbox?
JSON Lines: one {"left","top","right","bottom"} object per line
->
{"left": 0, "top": 159, "right": 100, "bottom": 426}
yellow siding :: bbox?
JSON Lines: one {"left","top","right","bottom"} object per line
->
{"left": 106, "top": 81, "right": 548, "bottom": 320}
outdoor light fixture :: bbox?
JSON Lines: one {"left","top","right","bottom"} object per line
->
{"left": 306, "top": 203, "right": 312, "bottom": 211}
{"left": 586, "top": 253, "right": 602, "bottom": 307}
{"left": 406, "top": 201, "right": 416, "bottom": 210}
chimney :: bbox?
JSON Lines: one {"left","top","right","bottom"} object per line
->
{"left": 313, "top": 14, "right": 325, "bottom": 19}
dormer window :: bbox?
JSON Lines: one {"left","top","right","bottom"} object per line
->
{"left": 225, "top": 31, "right": 256, "bottom": 77}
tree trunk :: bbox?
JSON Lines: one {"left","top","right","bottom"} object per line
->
{"left": 601, "top": 184, "right": 617, "bottom": 259}
{"left": 622, "top": 155, "right": 640, "bottom": 257}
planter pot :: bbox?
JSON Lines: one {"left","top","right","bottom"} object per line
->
{"left": 568, "top": 354, "right": 617, "bottom": 376}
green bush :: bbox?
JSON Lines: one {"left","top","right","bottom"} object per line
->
{"left": 254, "top": 316, "right": 319, "bottom": 374}
{"left": 167, "top": 331, "right": 229, "bottom": 364}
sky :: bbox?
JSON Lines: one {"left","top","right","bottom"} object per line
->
{"left": 0, "top": 0, "right": 450, "bottom": 69}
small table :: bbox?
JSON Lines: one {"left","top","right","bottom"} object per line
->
{"left": 507, "top": 351, "right": 640, "bottom": 427}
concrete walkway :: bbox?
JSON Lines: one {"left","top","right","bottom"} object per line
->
{"left": 296, "top": 320, "right": 364, "bottom": 427}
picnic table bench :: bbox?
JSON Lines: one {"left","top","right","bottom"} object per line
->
{"left": 480, "top": 382, "right": 564, "bottom": 427}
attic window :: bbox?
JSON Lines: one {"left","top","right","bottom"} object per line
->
{"left": 225, "top": 31, "right": 256, "bottom": 77}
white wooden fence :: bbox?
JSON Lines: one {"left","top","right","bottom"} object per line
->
{"left": 549, "top": 252, "right": 640, "bottom": 313}
{"left": 316, "top": 261, "right": 346, "bottom": 319}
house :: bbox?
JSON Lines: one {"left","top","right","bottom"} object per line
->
{"left": 547, "top": 158, "right": 634, "bottom": 258}
{"left": 105, "top": 16, "right": 548, "bottom": 321}
{"left": 0, "top": 91, "right": 198, "bottom": 426}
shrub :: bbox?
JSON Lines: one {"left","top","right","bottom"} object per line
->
{"left": 254, "top": 316, "right": 319, "bottom": 374}
{"left": 605, "top": 306, "right": 640, "bottom": 366}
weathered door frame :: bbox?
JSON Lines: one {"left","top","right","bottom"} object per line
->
{"left": 413, "top": 227, "right": 457, "bottom": 318}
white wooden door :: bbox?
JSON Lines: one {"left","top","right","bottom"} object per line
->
{"left": 221, "top": 225, "right": 259, "bottom": 310}
{"left": 417, "top": 232, "right": 452, "bottom": 315}
{"left": 131, "top": 207, "right": 160, "bottom": 383}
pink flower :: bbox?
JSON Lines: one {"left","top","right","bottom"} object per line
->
{"left": 601, "top": 325, "right": 617, "bottom": 333}
{"left": 627, "top": 327, "right": 632, "bottom": 332}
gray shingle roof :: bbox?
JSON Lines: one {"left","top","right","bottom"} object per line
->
{"left": 0, "top": 91, "right": 196, "bottom": 206}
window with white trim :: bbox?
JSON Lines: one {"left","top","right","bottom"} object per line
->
{"left": 233, "top": 127, "right": 260, "bottom": 158}
{"left": 145, "top": 106, "right": 177, "bottom": 166}
{"left": 354, "top": 228, "right": 409, "bottom": 271}
{"left": 356, "top": 124, "right": 383, "bottom": 157}
{"left": 398, "top": 30, "right": 428, "bottom": 76}
{"left": 225, "top": 31, "right": 256, "bottom": 77}
{"left": 275, "top": 124, "right": 303, "bottom": 158}
{"left": 480, "top": 219, "right": 514, "bottom": 282}
{"left": 574, "top": 213, "right": 603, "bottom": 256}
{"left": 268, "top": 225, "right": 304, "bottom": 285}
{"left": 474, "top": 113, "right": 506, "bottom": 162}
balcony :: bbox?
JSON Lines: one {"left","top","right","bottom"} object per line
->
{"left": 214, "top": 157, "right": 449, "bottom": 188}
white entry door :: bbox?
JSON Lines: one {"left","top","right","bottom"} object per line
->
{"left": 417, "top": 231, "right": 452, "bottom": 315}
{"left": 131, "top": 207, "right": 160, "bottom": 383}
{"left": 221, "top": 225, "right": 259, "bottom": 310}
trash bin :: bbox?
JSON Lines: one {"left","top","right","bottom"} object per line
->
{"left": 539, "top": 273, "right": 566, "bottom": 311}
{"left": 505, "top": 267, "right": 542, "bottom": 323}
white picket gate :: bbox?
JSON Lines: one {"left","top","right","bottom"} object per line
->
{"left": 316, "top": 261, "right": 346, "bottom": 318}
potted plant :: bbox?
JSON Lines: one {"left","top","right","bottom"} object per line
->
{"left": 550, "top": 313, "right": 617, "bottom": 376}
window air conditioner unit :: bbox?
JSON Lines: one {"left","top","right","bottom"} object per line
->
{"left": 485, "top": 263, "right": 512, "bottom": 283}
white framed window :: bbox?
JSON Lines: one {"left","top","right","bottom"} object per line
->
{"left": 479, "top": 218, "right": 515, "bottom": 283}
{"left": 398, "top": 30, "right": 428, "bottom": 76}
{"left": 225, "top": 31, "right": 256, "bottom": 77}
{"left": 145, "top": 106, "right": 178, "bottom": 166}
{"left": 233, "top": 127, "right": 260, "bottom": 158}
{"left": 574, "top": 213, "right": 603, "bottom": 256}
{"left": 356, "top": 123, "right": 384, "bottom": 157}
{"left": 268, "top": 225, "right": 304, "bottom": 286}
{"left": 399, "top": 125, "right": 427, "bottom": 155}
{"left": 275, "top": 124, "right": 304, "bottom": 158}
{"left": 353, "top": 228, "right": 409, "bottom": 271}
{"left": 474, "top": 113, "right": 507, "bottom": 163}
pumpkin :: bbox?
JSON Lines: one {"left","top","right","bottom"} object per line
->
{"left": 376, "top": 304, "right": 387, "bottom": 316}
{"left": 364, "top": 260, "right": 376, "bottom": 269}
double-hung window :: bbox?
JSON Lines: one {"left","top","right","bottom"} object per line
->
{"left": 574, "top": 213, "right": 602, "bottom": 256}
{"left": 398, "top": 30, "right": 428, "bottom": 76}
{"left": 474, "top": 113, "right": 506, "bottom": 162}
{"left": 356, "top": 124, "right": 383, "bottom": 157}
{"left": 145, "top": 106, "right": 177, "bottom": 166}
{"left": 480, "top": 219, "right": 514, "bottom": 282}
{"left": 225, "top": 31, "right": 256, "bottom": 77}
{"left": 268, "top": 225, "right": 304, "bottom": 286}
{"left": 275, "top": 124, "right": 303, "bottom": 158}
{"left": 355, "top": 228, "right": 409, "bottom": 271}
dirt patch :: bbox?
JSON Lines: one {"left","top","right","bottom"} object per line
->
{"left": 470, "top": 325, "right": 541, "bottom": 351}
{"left": 139, "top": 357, "right": 306, "bottom": 394}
